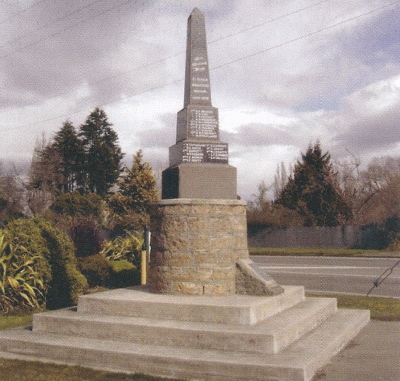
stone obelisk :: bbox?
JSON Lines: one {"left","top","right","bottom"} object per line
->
{"left": 149, "top": 8, "right": 283, "bottom": 296}
{"left": 162, "top": 7, "right": 237, "bottom": 199}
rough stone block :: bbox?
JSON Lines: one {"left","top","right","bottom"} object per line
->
{"left": 175, "top": 282, "right": 204, "bottom": 295}
{"left": 149, "top": 199, "right": 253, "bottom": 295}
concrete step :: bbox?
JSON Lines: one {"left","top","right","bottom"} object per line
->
{"left": 0, "top": 309, "right": 370, "bottom": 381}
{"left": 77, "top": 285, "right": 305, "bottom": 325}
{"left": 32, "top": 297, "right": 337, "bottom": 354}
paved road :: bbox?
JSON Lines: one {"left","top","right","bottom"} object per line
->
{"left": 251, "top": 255, "right": 400, "bottom": 298}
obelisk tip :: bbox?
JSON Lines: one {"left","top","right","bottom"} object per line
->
{"left": 191, "top": 8, "right": 203, "bottom": 16}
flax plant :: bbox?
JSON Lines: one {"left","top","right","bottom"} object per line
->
{"left": 0, "top": 234, "right": 46, "bottom": 312}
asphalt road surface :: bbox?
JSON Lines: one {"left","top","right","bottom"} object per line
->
{"left": 251, "top": 255, "right": 400, "bottom": 298}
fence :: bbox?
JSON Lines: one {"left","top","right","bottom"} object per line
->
{"left": 248, "top": 225, "right": 390, "bottom": 249}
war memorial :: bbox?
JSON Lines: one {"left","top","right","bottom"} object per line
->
{"left": 0, "top": 8, "right": 369, "bottom": 381}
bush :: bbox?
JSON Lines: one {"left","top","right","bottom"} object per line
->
{"left": 109, "top": 260, "right": 140, "bottom": 288}
{"left": 34, "top": 218, "right": 88, "bottom": 309}
{"left": 78, "top": 253, "right": 112, "bottom": 288}
{"left": 78, "top": 254, "right": 140, "bottom": 289}
{"left": 0, "top": 230, "right": 49, "bottom": 312}
{"left": 3, "top": 218, "right": 52, "bottom": 288}
{"left": 1, "top": 217, "right": 88, "bottom": 311}
{"left": 69, "top": 217, "right": 104, "bottom": 258}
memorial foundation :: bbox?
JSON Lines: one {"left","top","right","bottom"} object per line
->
{"left": 148, "top": 199, "right": 248, "bottom": 295}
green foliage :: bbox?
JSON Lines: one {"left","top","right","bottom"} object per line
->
{"left": 0, "top": 171, "right": 24, "bottom": 223}
{"left": 34, "top": 218, "right": 88, "bottom": 309}
{"left": 0, "top": 232, "right": 48, "bottom": 312}
{"left": 79, "top": 108, "right": 124, "bottom": 196}
{"left": 108, "top": 150, "right": 158, "bottom": 230}
{"left": 3, "top": 219, "right": 52, "bottom": 285}
{"left": 29, "top": 109, "right": 123, "bottom": 197}
{"left": 51, "top": 191, "right": 103, "bottom": 218}
{"left": 78, "top": 254, "right": 139, "bottom": 288}
{"left": 276, "top": 142, "right": 352, "bottom": 226}
{"left": 1, "top": 217, "right": 88, "bottom": 311}
{"left": 69, "top": 217, "right": 104, "bottom": 258}
{"left": 109, "top": 260, "right": 140, "bottom": 288}
{"left": 52, "top": 121, "right": 85, "bottom": 193}
{"left": 100, "top": 231, "right": 143, "bottom": 266}
{"left": 78, "top": 253, "right": 112, "bottom": 288}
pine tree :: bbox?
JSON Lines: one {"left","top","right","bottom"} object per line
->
{"left": 108, "top": 150, "right": 159, "bottom": 229}
{"left": 53, "top": 121, "right": 85, "bottom": 192}
{"left": 79, "top": 108, "right": 124, "bottom": 196}
{"left": 276, "top": 142, "right": 352, "bottom": 226}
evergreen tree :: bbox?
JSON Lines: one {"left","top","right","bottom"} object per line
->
{"left": 276, "top": 142, "right": 351, "bottom": 226}
{"left": 53, "top": 121, "right": 85, "bottom": 192}
{"left": 108, "top": 150, "right": 158, "bottom": 229}
{"left": 30, "top": 140, "right": 63, "bottom": 192}
{"left": 79, "top": 108, "right": 124, "bottom": 196}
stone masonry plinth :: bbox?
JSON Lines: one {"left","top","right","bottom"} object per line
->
{"left": 149, "top": 199, "right": 249, "bottom": 295}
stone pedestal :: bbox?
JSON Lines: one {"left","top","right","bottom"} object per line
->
{"left": 162, "top": 163, "right": 237, "bottom": 199}
{"left": 149, "top": 199, "right": 248, "bottom": 295}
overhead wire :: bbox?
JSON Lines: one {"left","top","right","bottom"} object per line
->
{"left": 0, "top": 0, "right": 398, "bottom": 134}
{"left": 0, "top": 0, "right": 47, "bottom": 26}
{"left": 0, "top": 0, "right": 329, "bottom": 118}
{"left": 0, "top": 0, "right": 136, "bottom": 59}
{"left": 0, "top": 0, "right": 106, "bottom": 53}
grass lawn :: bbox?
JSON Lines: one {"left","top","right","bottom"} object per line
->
{"left": 0, "top": 359, "right": 184, "bottom": 381}
{"left": 306, "top": 293, "right": 400, "bottom": 321}
{"left": 0, "top": 311, "right": 35, "bottom": 331}
{"left": 249, "top": 246, "right": 400, "bottom": 257}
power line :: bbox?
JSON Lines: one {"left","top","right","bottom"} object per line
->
{"left": 0, "top": 0, "right": 135, "bottom": 59}
{"left": 211, "top": 1, "right": 400, "bottom": 71}
{"left": 0, "top": 0, "right": 105, "bottom": 53}
{"left": 0, "top": 0, "right": 47, "bottom": 26}
{"left": 0, "top": 0, "right": 329, "bottom": 106}
{"left": 0, "top": 0, "right": 398, "bottom": 134}
{"left": 209, "top": 0, "right": 329, "bottom": 44}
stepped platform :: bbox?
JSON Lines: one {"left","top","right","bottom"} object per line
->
{"left": 0, "top": 285, "right": 369, "bottom": 381}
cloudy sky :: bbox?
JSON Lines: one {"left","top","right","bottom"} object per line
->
{"left": 1, "top": 0, "right": 399, "bottom": 200}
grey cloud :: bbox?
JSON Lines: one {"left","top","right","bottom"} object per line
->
{"left": 223, "top": 123, "right": 296, "bottom": 147}
{"left": 334, "top": 105, "right": 400, "bottom": 153}
{"left": 1, "top": 0, "right": 158, "bottom": 106}
{"left": 137, "top": 113, "right": 176, "bottom": 148}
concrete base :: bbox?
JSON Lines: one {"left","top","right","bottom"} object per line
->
{"left": 0, "top": 286, "right": 370, "bottom": 381}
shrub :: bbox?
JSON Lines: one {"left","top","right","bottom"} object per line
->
{"left": 109, "top": 260, "right": 140, "bottom": 288}
{"left": 78, "top": 254, "right": 140, "bottom": 289}
{"left": 69, "top": 217, "right": 104, "bottom": 258}
{"left": 34, "top": 218, "right": 88, "bottom": 309}
{"left": 3, "top": 219, "right": 52, "bottom": 288}
{"left": 78, "top": 253, "right": 112, "bottom": 288}
{"left": 1, "top": 217, "right": 88, "bottom": 311}
{"left": 0, "top": 232, "right": 48, "bottom": 312}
